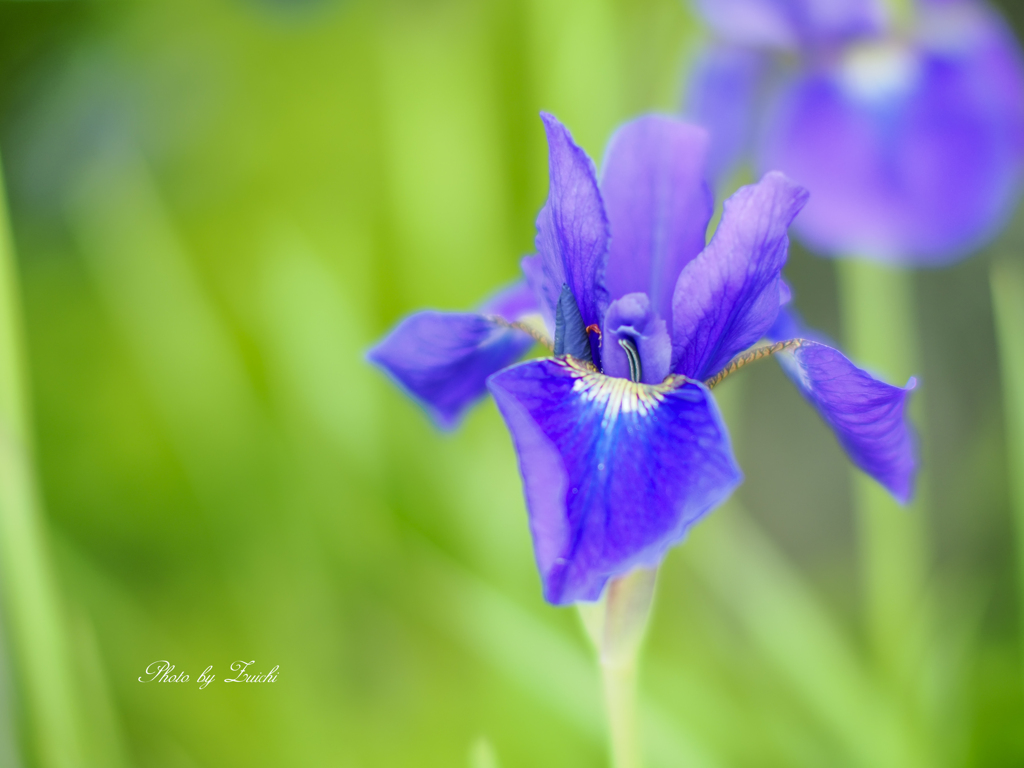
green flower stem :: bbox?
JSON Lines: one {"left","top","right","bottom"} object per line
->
{"left": 579, "top": 567, "right": 657, "bottom": 768}
{"left": 0, "top": 153, "right": 83, "bottom": 767}
{"left": 837, "top": 260, "right": 929, "bottom": 744}
{"left": 990, "top": 260, "right": 1024, "bottom": 694}
{"left": 601, "top": 656, "right": 640, "bottom": 768}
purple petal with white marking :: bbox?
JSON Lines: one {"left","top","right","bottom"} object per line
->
{"left": 600, "top": 116, "right": 713, "bottom": 318}
{"left": 536, "top": 113, "right": 610, "bottom": 330}
{"left": 601, "top": 293, "right": 672, "bottom": 384}
{"left": 759, "top": 3, "right": 1024, "bottom": 263}
{"left": 368, "top": 310, "right": 533, "bottom": 430}
{"left": 487, "top": 358, "right": 741, "bottom": 604}
{"left": 777, "top": 340, "right": 917, "bottom": 502}
{"left": 671, "top": 171, "right": 809, "bottom": 380}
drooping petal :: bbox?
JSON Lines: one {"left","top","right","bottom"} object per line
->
{"left": 759, "top": 4, "right": 1024, "bottom": 263}
{"left": 695, "top": 0, "right": 885, "bottom": 51}
{"left": 687, "top": 45, "right": 773, "bottom": 182}
{"left": 600, "top": 116, "right": 713, "bottom": 317}
{"left": 368, "top": 304, "right": 534, "bottom": 430}
{"left": 487, "top": 358, "right": 742, "bottom": 605}
{"left": 775, "top": 340, "right": 917, "bottom": 502}
{"left": 671, "top": 171, "right": 809, "bottom": 380}
{"left": 536, "top": 113, "right": 610, "bottom": 330}
{"left": 600, "top": 293, "right": 672, "bottom": 385}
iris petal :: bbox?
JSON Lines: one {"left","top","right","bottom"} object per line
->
{"left": 778, "top": 341, "right": 917, "bottom": 502}
{"left": 487, "top": 358, "right": 741, "bottom": 604}
{"left": 687, "top": 45, "right": 773, "bottom": 181}
{"left": 696, "top": 0, "right": 884, "bottom": 50}
{"left": 769, "top": 308, "right": 916, "bottom": 502}
{"left": 759, "top": 4, "right": 1024, "bottom": 262}
{"left": 697, "top": 0, "right": 802, "bottom": 49}
{"left": 671, "top": 171, "right": 809, "bottom": 380}
{"left": 536, "top": 113, "right": 610, "bottom": 331}
{"left": 368, "top": 282, "right": 538, "bottom": 429}
{"left": 600, "top": 116, "right": 713, "bottom": 318}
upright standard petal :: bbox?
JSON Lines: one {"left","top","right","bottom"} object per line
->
{"left": 488, "top": 358, "right": 741, "bottom": 604}
{"left": 368, "top": 304, "right": 534, "bottom": 430}
{"left": 600, "top": 116, "right": 713, "bottom": 318}
{"left": 697, "top": 0, "right": 803, "bottom": 49}
{"left": 759, "top": 5, "right": 1024, "bottom": 263}
{"left": 687, "top": 45, "right": 773, "bottom": 182}
{"left": 671, "top": 171, "right": 809, "bottom": 380}
{"left": 796, "top": 0, "right": 884, "bottom": 45}
{"left": 695, "top": 0, "right": 884, "bottom": 51}
{"left": 776, "top": 340, "right": 917, "bottom": 502}
{"left": 536, "top": 113, "right": 610, "bottom": 331}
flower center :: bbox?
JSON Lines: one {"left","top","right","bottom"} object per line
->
{"left": 560, "top": 357, "right": 670, "bottom": 422}
{"left": 618, "top": 337, "right": 642, "bottom": 383}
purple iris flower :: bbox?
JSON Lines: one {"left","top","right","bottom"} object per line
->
{"left": 369, "top": 113, "right": 917, "bottom": 604}
{"left": 688, "top": 0, "right": 1024, "bottom": 263}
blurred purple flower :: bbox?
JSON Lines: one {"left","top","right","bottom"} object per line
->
{"left": 689, "top": 0, "right": 1024, "bottom": 263}
{"left": 369, "top": 114, "right": 916, "bottom": 604}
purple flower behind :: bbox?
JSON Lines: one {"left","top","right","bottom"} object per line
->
{"left": 696, "top": 0, "right": 886, "bottom": 50}
{"left": 689, "top": 0, "right": 1024, "bottom": 263}
{"left": 369, "top": 113, "right": 917, "bottom": 604}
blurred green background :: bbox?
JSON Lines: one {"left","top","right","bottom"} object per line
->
{"left": 1, "top": 0, "right": 1024, "bottom": 766}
